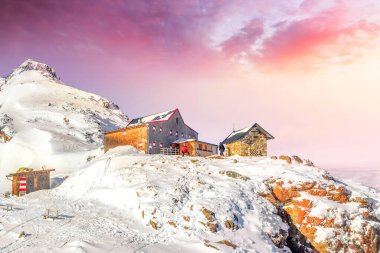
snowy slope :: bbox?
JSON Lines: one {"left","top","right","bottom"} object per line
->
{"left": 0, "top": 60, "right": 129, "bottom": 192}
{"left": 0, "top": 148, "right": 378, "bottom": 252}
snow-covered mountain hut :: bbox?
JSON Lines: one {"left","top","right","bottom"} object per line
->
{"left": 222, "top": 123, "right": 274, "bottom": 156}
{"left": 104, "top": 108, "right": 217, "bottom": 156}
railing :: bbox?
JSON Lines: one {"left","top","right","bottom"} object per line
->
{"left": 160, "top": 148, "right": 180, "bottom": 155}
{"left": 196, "top": 148, "right": 213, "bottom": 152}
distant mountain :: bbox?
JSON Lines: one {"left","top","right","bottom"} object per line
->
{"left": 0, "top": 59, "right": 129, "bottom": 190}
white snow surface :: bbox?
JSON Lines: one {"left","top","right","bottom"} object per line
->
{"left": 0, "top": 59, "right": 129, "bottom": 192}
{"left": 0, "top": 148, "right": 379, "bottom": 252}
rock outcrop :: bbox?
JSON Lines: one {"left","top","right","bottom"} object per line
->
{"left": 263, "top": 177, "right": 380, "bottom": 253}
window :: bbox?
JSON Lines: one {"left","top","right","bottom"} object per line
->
{"left": 153, "top": 126, "right": 156, "bottom": 131}
{"left": 176, "top": 117, "right": 179, "bottom": 124}
{"left": 176, "top": 131, "right": 179, "bottom": 137}
{"left": 198, "top": 144, "right": 202, "bottom": 150}
{"left": 181, "top": 133, "right": 184, "bottom": 138}
{"left": 159, "top": 143, "right": 163, "bottom": 148}
{"left": 205, "top": 145, "right": 208, "bottom": 150}
{"left": 170, "top": 130, "right": 173, "bottom": 136}
{"left": 159, "top": 127, "right": 163, "bottom": 133}
{"left": 153, "top": 142, "right": 156, "bottom": 147}
{"left": 122, "top": 131, "right": 127, "bottom": 136}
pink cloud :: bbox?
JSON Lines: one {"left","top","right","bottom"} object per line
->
{"left": 219, "top": 19, "right": 264, "bottom": 56}
{"left": 257, "top": 6, "right": 380, "bottom": 70}
{"left": 218, "top": 0, "right": 380, "bottom": 71}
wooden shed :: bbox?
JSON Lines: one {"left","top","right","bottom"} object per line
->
{"left": 172, "top": 138, "right": 218, "bottom": 157}
{"left": 6, "top": 169, "right": 55, "bottom": 196}
{"left": 222, "top": 123, "right": 274, "bottom": 157}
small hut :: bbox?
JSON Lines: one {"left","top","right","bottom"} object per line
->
{"left": 222, "top": 123, "right": 274, "bottom": 156}
{"left": 6, "top": 168, "right": 55, "bottom": 196}
{"left": 172, "top": 138, "right": 218, "bottom": 157}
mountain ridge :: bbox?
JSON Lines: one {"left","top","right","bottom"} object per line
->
{"left": 0, "top": 59, "right": 129, "bottom": 192}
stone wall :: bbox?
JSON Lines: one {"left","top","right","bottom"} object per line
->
{"left": 226, "top": 130, "right": 267, "bottom": 156}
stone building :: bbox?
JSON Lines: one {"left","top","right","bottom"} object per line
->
{"left": 222, "top": 123, "right": 274, "bottom": 156}
{"left": 104, "top": 108, "right": 217, "bottom": 156}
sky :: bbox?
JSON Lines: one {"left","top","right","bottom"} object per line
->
{"left": 0, "top": 0, "right": 379, "bottom": 187}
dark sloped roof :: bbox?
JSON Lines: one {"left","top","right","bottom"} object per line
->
{"left": 222, "top": 123, "right": 274, "bottom": 144}
{"left": 127, "top": 109, "right": 177, "bottom": 127}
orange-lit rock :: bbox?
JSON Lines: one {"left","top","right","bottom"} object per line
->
{"left": 296, "top": 181, "right": 316, "bottom": 191}
{"left": 308, "top": 188, "right": 327, "bottom": 196}
{"left": 272, "top": 183, "right": 301, "bottom": 202}
{"left": 258, "top": 192, "right": 277, "bottom": 205}
{"left": 292, "top": 198, "right": 312, "bottom": 209}
{"left": 207, "top": 222, "right": 218, "bottom": 233}
{"left": 266, "top": 178, "right": 379, "bottom": 253}
{"left": 279, "top": 155, "right": 292, "bottom": 164}
{"left": 284, "top": 205, "right": 307, "bottom": 224}
{"left": 202, "top": 208, "right": 215, "bottom": 222}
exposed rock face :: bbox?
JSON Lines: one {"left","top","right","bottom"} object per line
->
{"left": 219, "top": 170, "right": 250, "bottom": 181}
{"left": 202, "top": 207, "right": 215, "bottom": 222}
{"left": 7, "top": 59, "right": 59, "bottom": 81}
{"left": 263, "top": 177, "right": 380, "bottom": 253}
{"left": 0, "top": 130, "right": 12, "bottom": 143}
{"left": 149, "top": 219, "right": 159, "bottom": 230}
{"left": 279, "top": 155, "right": 292, "bottom": 164}
{"left": 217, "top": 240, "right": 237, "bottom": 249}
{"left": 0, "top": 113, "right": 14, "bottom": 142}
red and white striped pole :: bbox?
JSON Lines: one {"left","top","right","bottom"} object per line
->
{"left": 19, "top": 177, "right": 27, "bottom": 195}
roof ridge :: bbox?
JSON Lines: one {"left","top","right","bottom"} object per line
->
{"left": 130, "top": 108, "right": 177, "bottom": 121}
{"left": 222, "top": 123, "right": 274, "bottom": 144}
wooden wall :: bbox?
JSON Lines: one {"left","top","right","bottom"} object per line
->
{"left": 179, "top": 141, "right": 217, "bottom": 157}
{"left": 12, "top": 171, "right": 51, "bottom": 196}
{"left": 104, "top": 125, "right": 148, "bottom": 153}
{"left": 179, "top": 142, "right": 196, "bottom": 156}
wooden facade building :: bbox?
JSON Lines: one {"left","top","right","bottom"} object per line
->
{"left": 222, "top": 123, "right": 274, "bottom": 157}
{"left": 6, "top": 169, "right": 55, "bottom": 196}
{"left": 104, "top": 108, "right": 217, "bottom": 156}
{"left": 172, "top": 138, "right": 217, "bottom": 157}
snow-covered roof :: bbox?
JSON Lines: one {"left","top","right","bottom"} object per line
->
{"left": 127, "top": 108, "right": 177, "bottom": 127}
{"left": 222, "top": 123, "right": 274, "bottom": 144}
{"left": 171, "top": 138, "right": 197, "bottom": 144}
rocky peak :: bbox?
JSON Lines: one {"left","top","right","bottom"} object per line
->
{"left": 7, "top": 59, "right": 59, "bottom": 81}
{"left": 0, "top": 77, "right": 4, "bottom": 90}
